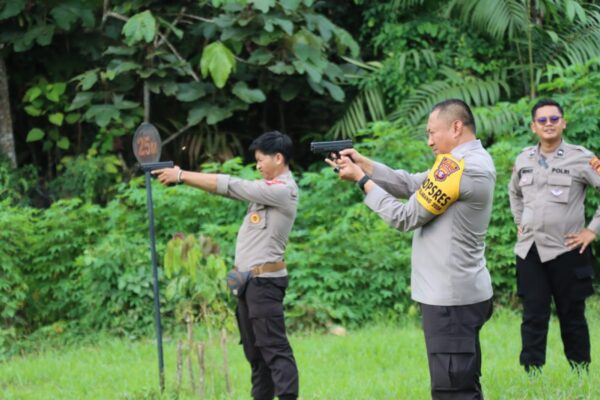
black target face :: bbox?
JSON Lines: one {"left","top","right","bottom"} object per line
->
{"left": 133, "top": 123, "right": 161, "bottom": 164}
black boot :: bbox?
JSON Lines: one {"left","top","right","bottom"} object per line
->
{"left": 568, "top": 360, "right": 590, "bottom": 374}
{"left": 524, "top": 364, "right": 543, "bottom": 376}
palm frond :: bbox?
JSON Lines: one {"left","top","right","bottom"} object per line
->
{"left": 398, "top": 49, "right": 437, "bottom": 71}
{"left": 390, "top": 0, "right": 427, "bottom": 11}
{"left": 555, "top": 26, "right": 600, "bottom": 68}
{"left": 389, "top": 73, "right": 510, "bottom": 125}
{"left": 328, "top": 85, "right": 387, "bottom": 139}
{"left": 446, "top": 0, "right": 528, "bottom": 39}
{"left": 472, "top": 103, "right": 523, "bottom": 138}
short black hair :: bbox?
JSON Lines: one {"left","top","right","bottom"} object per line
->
{"left": 432, "top": 99, "right": 476, "bottom": 134}
{"left": 531, "top": 98, "right": 563, "bottom": 120}
{"left": 249, "top": 131, "right": 293, "bottom": 164}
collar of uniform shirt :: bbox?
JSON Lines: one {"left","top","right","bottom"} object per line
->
{"left": 536, "top": 140, "right": 567, "bottom": 169}
{"left": 450, "top": 139, "right": 483, "bottom": 159}
{"left": 536, "top": 139, "right": 566, "bottom": 159}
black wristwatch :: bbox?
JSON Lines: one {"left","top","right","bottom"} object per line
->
{"left": 356, "top": 175, "right": 371, "bottom": 193}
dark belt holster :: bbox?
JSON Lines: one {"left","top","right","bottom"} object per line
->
{"left": 226, "top": 261, "right": 286, "bottom": 297}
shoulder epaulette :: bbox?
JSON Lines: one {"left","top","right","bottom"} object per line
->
{"left": 566, "top": 143, "right": 592, "bottom": 155}
{"left": 265, "top": 179, "right": 285, "bottom": 186}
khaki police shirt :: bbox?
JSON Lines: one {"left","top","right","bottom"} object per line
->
{"left": 508, "top": 141, "right": 600, "bottom": 262}
{"left": 216, "top": 171, "right": 298, "bottom": 277}
{"left": 365, "top": 140, "right": 495, "bottom": 306}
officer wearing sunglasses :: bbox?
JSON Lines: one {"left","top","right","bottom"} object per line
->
{"left": 509, "top": 98, "right": 600, "bottom": 374}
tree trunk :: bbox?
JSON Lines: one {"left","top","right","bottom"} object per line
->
{"left": 0, "top": 56, "right": 17, "bottom": 167}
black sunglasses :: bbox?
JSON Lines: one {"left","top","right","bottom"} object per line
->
{"left": 535, "top": 115, "right": 561, "bottom": 125}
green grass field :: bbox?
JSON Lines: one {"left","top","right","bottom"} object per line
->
{"left": 1, "top": 306, "right": 599, "bottom": 400}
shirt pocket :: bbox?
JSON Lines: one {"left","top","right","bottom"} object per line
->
{"left": 547, "top": 174, "right": 571, "bottom": 204}
{"left": 246, "top": 204, "right": 267, "bottom": 229}
{"left": 518, "top": 173, "right": 535, "bottom": 200}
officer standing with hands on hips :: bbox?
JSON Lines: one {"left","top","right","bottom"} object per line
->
{"left": 509, "top": 99, "right": 600, "bottom": 374}
{"left": 153, "top": 131, "right": 299, "bottom": 400}
{"left": 328, "top": 99, "right": 495, "bottom": 400}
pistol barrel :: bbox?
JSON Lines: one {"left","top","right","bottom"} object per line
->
{"left": 310, "top": 140, "right": 353, "bottom": 153}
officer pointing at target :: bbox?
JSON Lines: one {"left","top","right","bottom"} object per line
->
{"left": 153, "top": 131, "right": 299, "bottom": 400}
{"left": 328, "top": 99, "right": 495, "bottom": 399}
{"left": 509, "top": 99, "right": 600, "bottom": 373}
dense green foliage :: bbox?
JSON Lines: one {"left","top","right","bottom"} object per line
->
{"left": 1, "top": 0, "right": 359, "bottom": 171}
{"left": 1, "top": 0, "right": 600, "bottom": 361}
{"left": 2, "top": 60, "right": 600, "bottom": 360}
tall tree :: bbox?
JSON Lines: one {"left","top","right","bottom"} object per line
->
{"left": 0, "top": 56, "right": 16, "bottom": 167}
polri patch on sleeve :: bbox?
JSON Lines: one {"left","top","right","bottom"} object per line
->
{"left": 416, "top": 154, "right": 464, "bottom": 215}
{"left": 590, "top": 157, "right": 600, "bottom": 176}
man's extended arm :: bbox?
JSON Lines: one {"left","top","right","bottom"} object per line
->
{"left": 153, "top": 167, "right": 293, "bottom": 209}
{"left": 338, "top": 149, "right": 426, "bottom": 198}
{"left": 370, "top": 162, "right": 428, "bottom": 199}
{"left": 216, "top": 175, "right": 295, "bottom": 209}
{"left": 364, "top": 186, "right": 436, "bottom": 231}
{"left": 153, "top": 167, "right": 217, "bottom": 193}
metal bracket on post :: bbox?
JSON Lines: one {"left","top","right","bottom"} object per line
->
{"left": 141, "top": 161, "right": 174, "bottom": 172}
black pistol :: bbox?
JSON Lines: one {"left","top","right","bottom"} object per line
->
{"left": 310, "top": 140, "right": 353, "bottom": 160}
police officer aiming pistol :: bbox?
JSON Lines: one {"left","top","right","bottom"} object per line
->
{"left": 153, "top": 131, "right": 299, "bottom": 400}
{"left": 328, "top": 99, "right": 495, "bottom": 400}
{"left": 509, "top": 99, "right": 600, "bottom": 373}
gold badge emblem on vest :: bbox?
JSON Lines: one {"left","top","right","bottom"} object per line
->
{"left": 250, "top": 212, "right": 261, "bottom": 224}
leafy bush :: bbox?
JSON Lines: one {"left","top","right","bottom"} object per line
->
{"left": 0, "top": 200, "right": 34, "bottom": 359}
{"left": 0, "top": 157, "right": 37, "bottom": 206}
{"left": 48, "top": 151, "right": 124, "bottom": 204}
{"left": 75, "top": 232, "right": 158, "bottom": 335}
{"left": 3, "top": 61, "right": 600, "bottom": 353}
{"left": 163, "top": 234, "right": 233, "bottom": 331}
{"left": 24, "top": 199, "right": 106, "bottom": 327}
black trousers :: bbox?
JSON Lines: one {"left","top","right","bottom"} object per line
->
{"left": 421, "top": 299, "right": 493, "bottom": 400}
{"left": 516, "top": 244, "right": 594, "bottom": 367}
{"left": 236, "top": 276, "right": 298, "bottom": 400}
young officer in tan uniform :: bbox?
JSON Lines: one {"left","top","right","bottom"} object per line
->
{"left": 154, "top": 131, "right": 299, "bottom": 400}
{"left": 509, "top": 99, "right": 600, "bottom": 373}
{"left": 328, "top": 99, "right": 495, "bottom": 400}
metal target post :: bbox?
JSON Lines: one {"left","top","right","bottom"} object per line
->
{"left": 133, "top": 122, "right": 173, "bottom": 392}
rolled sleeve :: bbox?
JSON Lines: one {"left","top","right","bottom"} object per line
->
{"left": 216, "top": 174, "right": 230, "bottom": 195}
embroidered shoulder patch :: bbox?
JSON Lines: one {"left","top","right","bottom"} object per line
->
{"left": 416, "top": 154, "right": 464, "bottom": 215}
{"left": 590, "top": 157, "right": 600, "bottom": 176}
